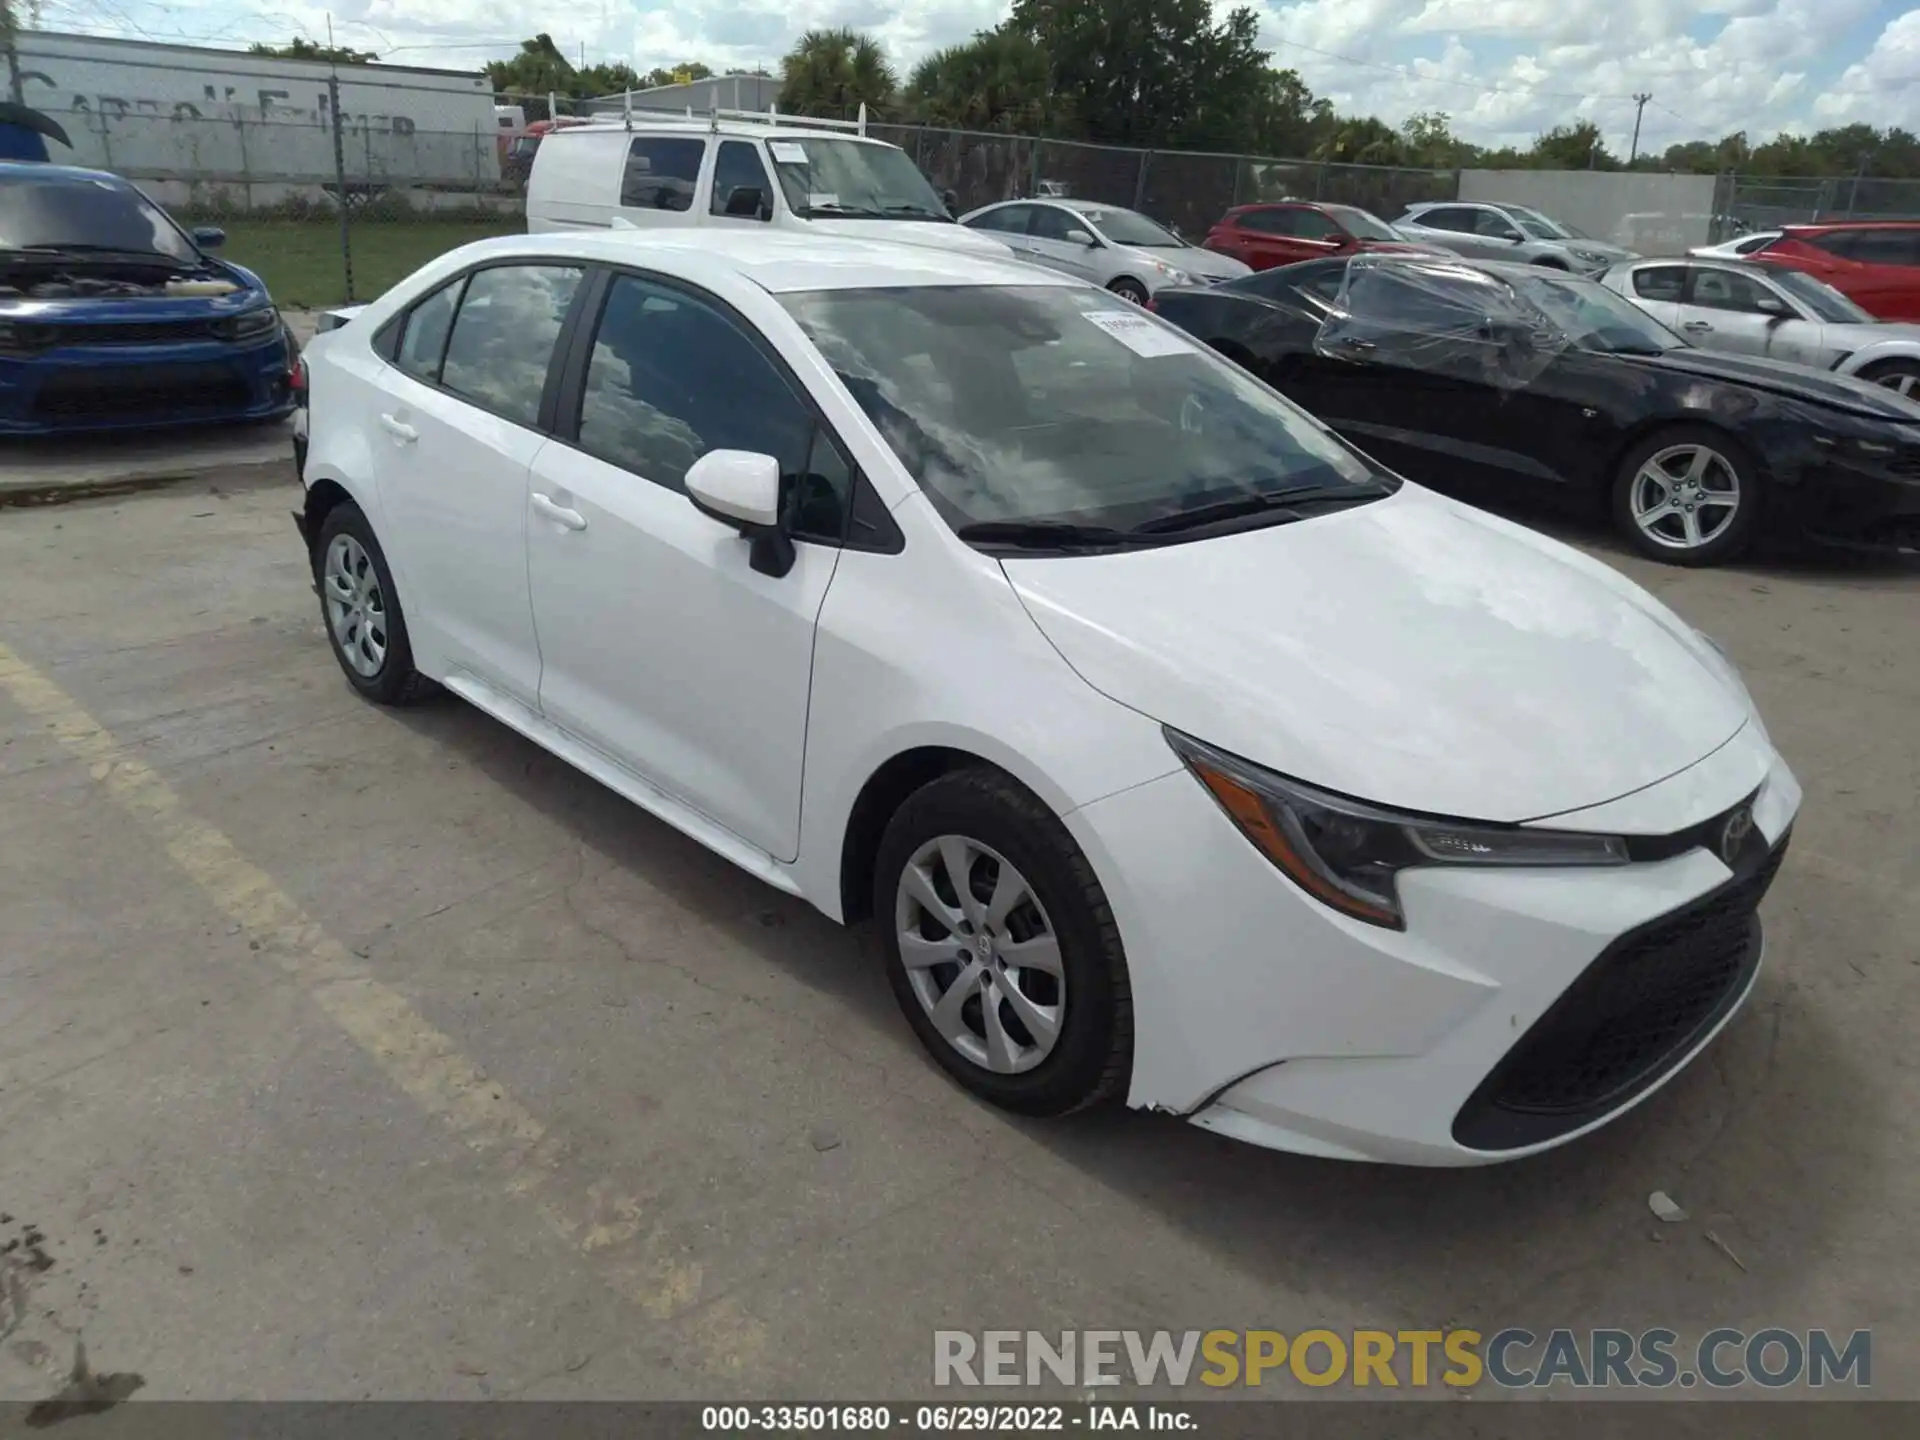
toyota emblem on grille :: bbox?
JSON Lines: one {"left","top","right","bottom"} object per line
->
{"left": 1719, "top": 805, "right": 1755, "bottom": 864}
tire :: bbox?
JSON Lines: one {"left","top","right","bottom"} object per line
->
{"left": 1108, "top": 277, "right": 1150, "bottom": 305}
{"left": 873, "top": 768, "right": 1132, "bottom": 1117}
{"left": 314, "top": 502, "right": 433, "bottom": 704}
{"left": 1611, "top": 424, "right": 1760, "bottom": 566}
{"left": 1858, "top": 357, "right": 1920, "bottom": 400}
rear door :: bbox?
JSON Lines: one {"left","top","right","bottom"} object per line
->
{"left": 1834, "top": 230, "right": 1920, "bottom": 320}
{"left": 368, "top": 261, "right": 588, "bottom": 706}
{"left": 612, "top": 133, "right": 709, "bottom": 229}
{"left": 1674, "top": 265, "right": 1778, "bottom": 355}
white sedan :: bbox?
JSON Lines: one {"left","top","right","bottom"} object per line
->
{"left": 959, "top": 198, "right": 1249, "bottom": 302}
{"left": 294, "top": 229, "right": 1799, "bottom": 1166}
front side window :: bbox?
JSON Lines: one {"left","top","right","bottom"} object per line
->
{"left": 1471, "top": 209, "right": 1524, "bottom": 240}
{"left": 621, "top": 137, "right": 704, "bottom": 211}
{"left": 779, "top": 284, "right": 1380, "bottom": 538}
{"left": 1028, "top": 207, "right": 1088, "bottom": 242}
{"left": 576, "top": 274, "right": 825, "bottom": 515}
{"left": 710, "top": 140, "right": 773, "bottom": 219}
{"left": 769, "top": 137, "right": 948, "bottom": 221}
{"left": 439, "top": 264, "right": 584, "bottom": 427}
{"left": 1288, "top": 209, "right": 1341, "bottom": 241}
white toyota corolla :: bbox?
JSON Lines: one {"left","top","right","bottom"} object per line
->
{"left": 294, "top": 229, "right": 1800, "bottom": 1166}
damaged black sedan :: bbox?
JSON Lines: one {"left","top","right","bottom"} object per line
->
{"left": 1151, "top": 254, "right": 1920, "bottom": 564}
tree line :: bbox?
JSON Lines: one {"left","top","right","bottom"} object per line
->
{"left": 246, "top": 9, "right": 1920, "bottom": 181}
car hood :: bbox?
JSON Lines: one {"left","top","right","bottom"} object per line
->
{"left": 1001, "top": 485, "right": 1748, "bottom": 823}
{"left": 807, "top": 218, "right": 1013, "bottom": 259}
{"left": 1623, "top": 346, "right": 1920, "bottom": 420}
{"left": 1169, "top": 246, "right": 1252, "bottom": 281}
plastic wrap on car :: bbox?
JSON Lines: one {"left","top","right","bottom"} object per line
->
{"left": 1312, "top": 254, "right": 1570, "bottom": 393}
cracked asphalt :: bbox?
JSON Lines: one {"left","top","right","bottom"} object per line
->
{"left": 0, "top": 469, "right": 1915, "bottom": 1406}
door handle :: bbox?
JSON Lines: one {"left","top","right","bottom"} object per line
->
{"left": 531, "top": 492, "right": 587, "bottom": 531}
{"left": 379, "top": 413, "right": 418, "bottom": 443}
{"left": 1682, "top": 320, "right": 1713, "bottom": 333}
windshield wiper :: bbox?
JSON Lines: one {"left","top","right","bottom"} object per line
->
{"left": 804, "top": 202, "right": 888, "bottom": 218}
{"left": 880, "top": 204, "right": 951, "bottom": 221}
{"left": 3, "top": 244, "right": 180, "bottom": 264}
{"left": 956, "top": 519, "right": 1160, "bottom": 551}
{"left": 1130, "top": 481, "right": 1393, "bottom": 536}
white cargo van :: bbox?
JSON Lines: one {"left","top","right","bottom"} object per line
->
{"left": 524, "top": 105, "right": 1013, "bottom": 260}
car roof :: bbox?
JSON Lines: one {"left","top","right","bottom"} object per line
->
{"left": 1060, "top": 198, "right": 1138, "bottom": 215}
{"left": 547, "top": 116, "right": 886, "bottom": 145}
{"left": 448, "top": 228, "right": 1074, "bottom": 294}
{"left": 0, "top": 160, "right": 127, "bottom": 184}
{"left": 1784, "top": 219, "right": 1920, "bottom": 233}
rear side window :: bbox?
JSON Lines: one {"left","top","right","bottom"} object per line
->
{"left": 967, "top": 206, "right": 1032, "bottom": 234}
{"left": 622, "top": 137, "right": 704, "bottom": 211}
{"left": 1631, "top": 266, "right": 1686, "bottom": 302}
{"left": 439, "top": 264, "right": 584, "bottom": 427}
{"left": 710, "top": 141, "right": 773, "bottom": 219}
{"left": 1413, "top": 207, "right": 1475, "bottom": 234}
{"left": 395, "top": 281, "right": 460, "bottom": 382}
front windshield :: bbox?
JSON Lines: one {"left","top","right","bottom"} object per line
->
{"left": 1516, "top": 273, "right": 1684, "bottom": 354}
{"left": 1769, "top": 268, "right": 1873, "bottom": 323}
{"left": 1328, "top": 206, "right": 1401, "bottom": 242}
{"left": 0, "top": 171, "right": 198, "bottom": 261}
{"left": 769, "top": 138, "right": 949, "bottom": 220}
{"left": 1074, "top": 206, "right": 1184, "bottom": 248}
{"left": 778, "top": 284, "right": 1384, "bottom": 537}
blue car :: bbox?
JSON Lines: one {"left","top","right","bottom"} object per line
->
{"left": 1, "top": 161, "right": 296, "bottom": 436}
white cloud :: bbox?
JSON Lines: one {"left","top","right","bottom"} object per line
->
{"left": 1814, "top": 10, "right": 1920, "bottom": 123}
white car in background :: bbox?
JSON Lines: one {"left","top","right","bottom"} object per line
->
{"left": 1689, "top": 230, "right": 1783, "bottom": 259}
{"left": 1603, "top": 256, "right": 1920, "bottom": 394}
{"left": 959, "top": 198, "right": 1250, "bottom": 302}
{"left": 292, "top": 228, "right": 1797, "bottom": 1167}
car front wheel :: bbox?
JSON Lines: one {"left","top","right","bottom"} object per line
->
{"left": 1859, "top": 357, "right": 1920, "bottom": 398}
{"left": 874, "top": 768, "right": 1132, "bottom": 1117}
{"left": 1611, "top": 425, "right": 1759, "bottom": 566}
{"left": 1108, "top": 277, "right": 1149, "bottom": 305}
{"left": 315, "top": 502, "right": 432, "bottom": 704}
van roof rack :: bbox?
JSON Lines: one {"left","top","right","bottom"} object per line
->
{"left": 590, "top": 95, "right": 870, "bottom": 137}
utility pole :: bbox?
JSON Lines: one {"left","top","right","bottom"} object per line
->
{"left": 1629, "top": 93, "right": 1652, "bottom": 165}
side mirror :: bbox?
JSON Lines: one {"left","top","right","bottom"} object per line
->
{"left": 192, "top": 226, "right": 226, "bottom": 249}
{"left": 1065, "top": 228, "right": 1097, "bottom": 248}
{"left": 685, "top": 449, "right": 794, "bottom": 578}
{"left": 723, "top": 184, "right": 768, "bottom": 219}
{"left": 1756, "top": 295, "right": 1789, "bottom": 318}
{"left": 941, "top": 188, "right": 959, "bottom": 214}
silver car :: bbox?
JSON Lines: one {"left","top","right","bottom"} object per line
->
{"left": 959, "top": 198, "right": 1250, "bottom": 302}
{"left": 1394, "top": 201, "right": 1636, "bottom": 276}
{"left": 1602, "top": 257, "right": 1920, "bottom": 395}
{"left": 1688, "top": 230, "right": 1783, "bottom": 259}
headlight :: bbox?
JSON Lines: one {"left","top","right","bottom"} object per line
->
{"left": 1166, "top": 729, "right": 1628, "bottom": 929}
{"left": 214, "top": 305, "right": 281, "bottom": 342}
{"left": 1572, "top": 249, "right": 1610, "bottom": 265}
{"left": 1153, "top": 261, "right": 1192, "bottom": 284}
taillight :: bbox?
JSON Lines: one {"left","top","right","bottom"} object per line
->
{"left": 1146, "top": 297, "right": 1160, "bottom": 312}
{"left": 291, "top": 356, "right": 308, "bottom": 406}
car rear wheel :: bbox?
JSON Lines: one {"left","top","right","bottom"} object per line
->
{"left": 315, "top": 503, "right": 432, "bottom": 704}
{"left": 1859, "top": 358, "right": 1920, "bottom": 398}
{"left": 874, "top": 768, "right": 1132, "bottom": 1117}
{"left": 1611, "top": 425, "right": 1759, "bottom": 566}
{"left": 1108, "top": 277, "right": 1149, "bottom": 305}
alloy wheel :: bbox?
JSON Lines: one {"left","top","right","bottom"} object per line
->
{"left": 1629, "top": 443, "right": 1741, "bottom": 551}
{"left": 894, "top": 835, "right": 1065, "bottom": 1075}
{"left": 1871, "top": 368, "right": 1920, "bottom": 398}
{"left": 323, "top": 534, "right": 388, "bottom": 677}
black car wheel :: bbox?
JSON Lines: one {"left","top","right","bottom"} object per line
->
{"left": 1859, "top": 357, "right": 1920, "bottom": 399}
{"left": 1611, "top": 425, "right": 1759, "bottom": 566}
{"left": 314, "top": 503, "right": 433, "bottom": 704}
{"left": 874, "top": 768, "right": 1132, "bottom": 1118}
{"left": 1108, "top": 278, "right": 1150, "bottom": 306}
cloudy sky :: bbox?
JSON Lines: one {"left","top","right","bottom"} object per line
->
{"left": 28, "top": 0, "right": 1920, "bottom": 152}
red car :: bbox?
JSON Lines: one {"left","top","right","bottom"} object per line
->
{"left": 1750, "top": 221, "right": 1920, "bottom": 321}
{"left": 1202, "top": 201, "right": 1440, "bottom": 271}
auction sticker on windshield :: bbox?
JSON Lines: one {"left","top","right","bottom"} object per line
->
{"left": 1084, "top": 310, "right": 1197, "bottom": 358}
{"left": 769, "top": 141, "right": 809, "bottom": 163}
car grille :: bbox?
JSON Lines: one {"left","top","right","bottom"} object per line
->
{"left": 31, "top": 363, "right": 251, "bottom": 423}
{"left": 1885, "top": 446, "right": 1920, "bottom": 481}
{"left": 3, "top": 319, "right": 218, "bottom": 351}
{"left": 1452, "top": 836, "right": 1788, "bottom": 1151}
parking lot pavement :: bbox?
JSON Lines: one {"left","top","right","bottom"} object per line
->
{"left": 0, "top": 476, "right": 1915, "bottom": 1405}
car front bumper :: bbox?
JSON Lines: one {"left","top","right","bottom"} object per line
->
{"left": 1777, "top": 450, "right": 1920, "bottom": 555}
{"left": 0, "top": 332, "right": 295, "bottom": 435}
{"left": 1065, "top": 720, "right": 1801, "bottom": 1165}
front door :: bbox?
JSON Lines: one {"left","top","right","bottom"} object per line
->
{"left": 371, "top": 261, "right": 586, "bottom": 707}
{"left": 1024, "top": 205, "right": 1106, "bottom": 282}
{"left": 525, "top": 270, "right": 846, "bottom": 862}
{"left": 1675, "top": 266, "right": 1779, "bottom": 356}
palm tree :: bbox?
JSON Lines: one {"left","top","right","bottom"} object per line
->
{"left": 778, "top": 28, "right": 898, "bottom": 121}
{"left": 906, "top": 29, "right": 1056, "bottom": 133}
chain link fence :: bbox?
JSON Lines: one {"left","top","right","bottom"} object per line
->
{"left": 1714, "top": 172, "right": 1920, "bottom": 237}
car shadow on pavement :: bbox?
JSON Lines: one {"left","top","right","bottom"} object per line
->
{"left": 381, "top": 692, "right": 1882, "bottom": 1336}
